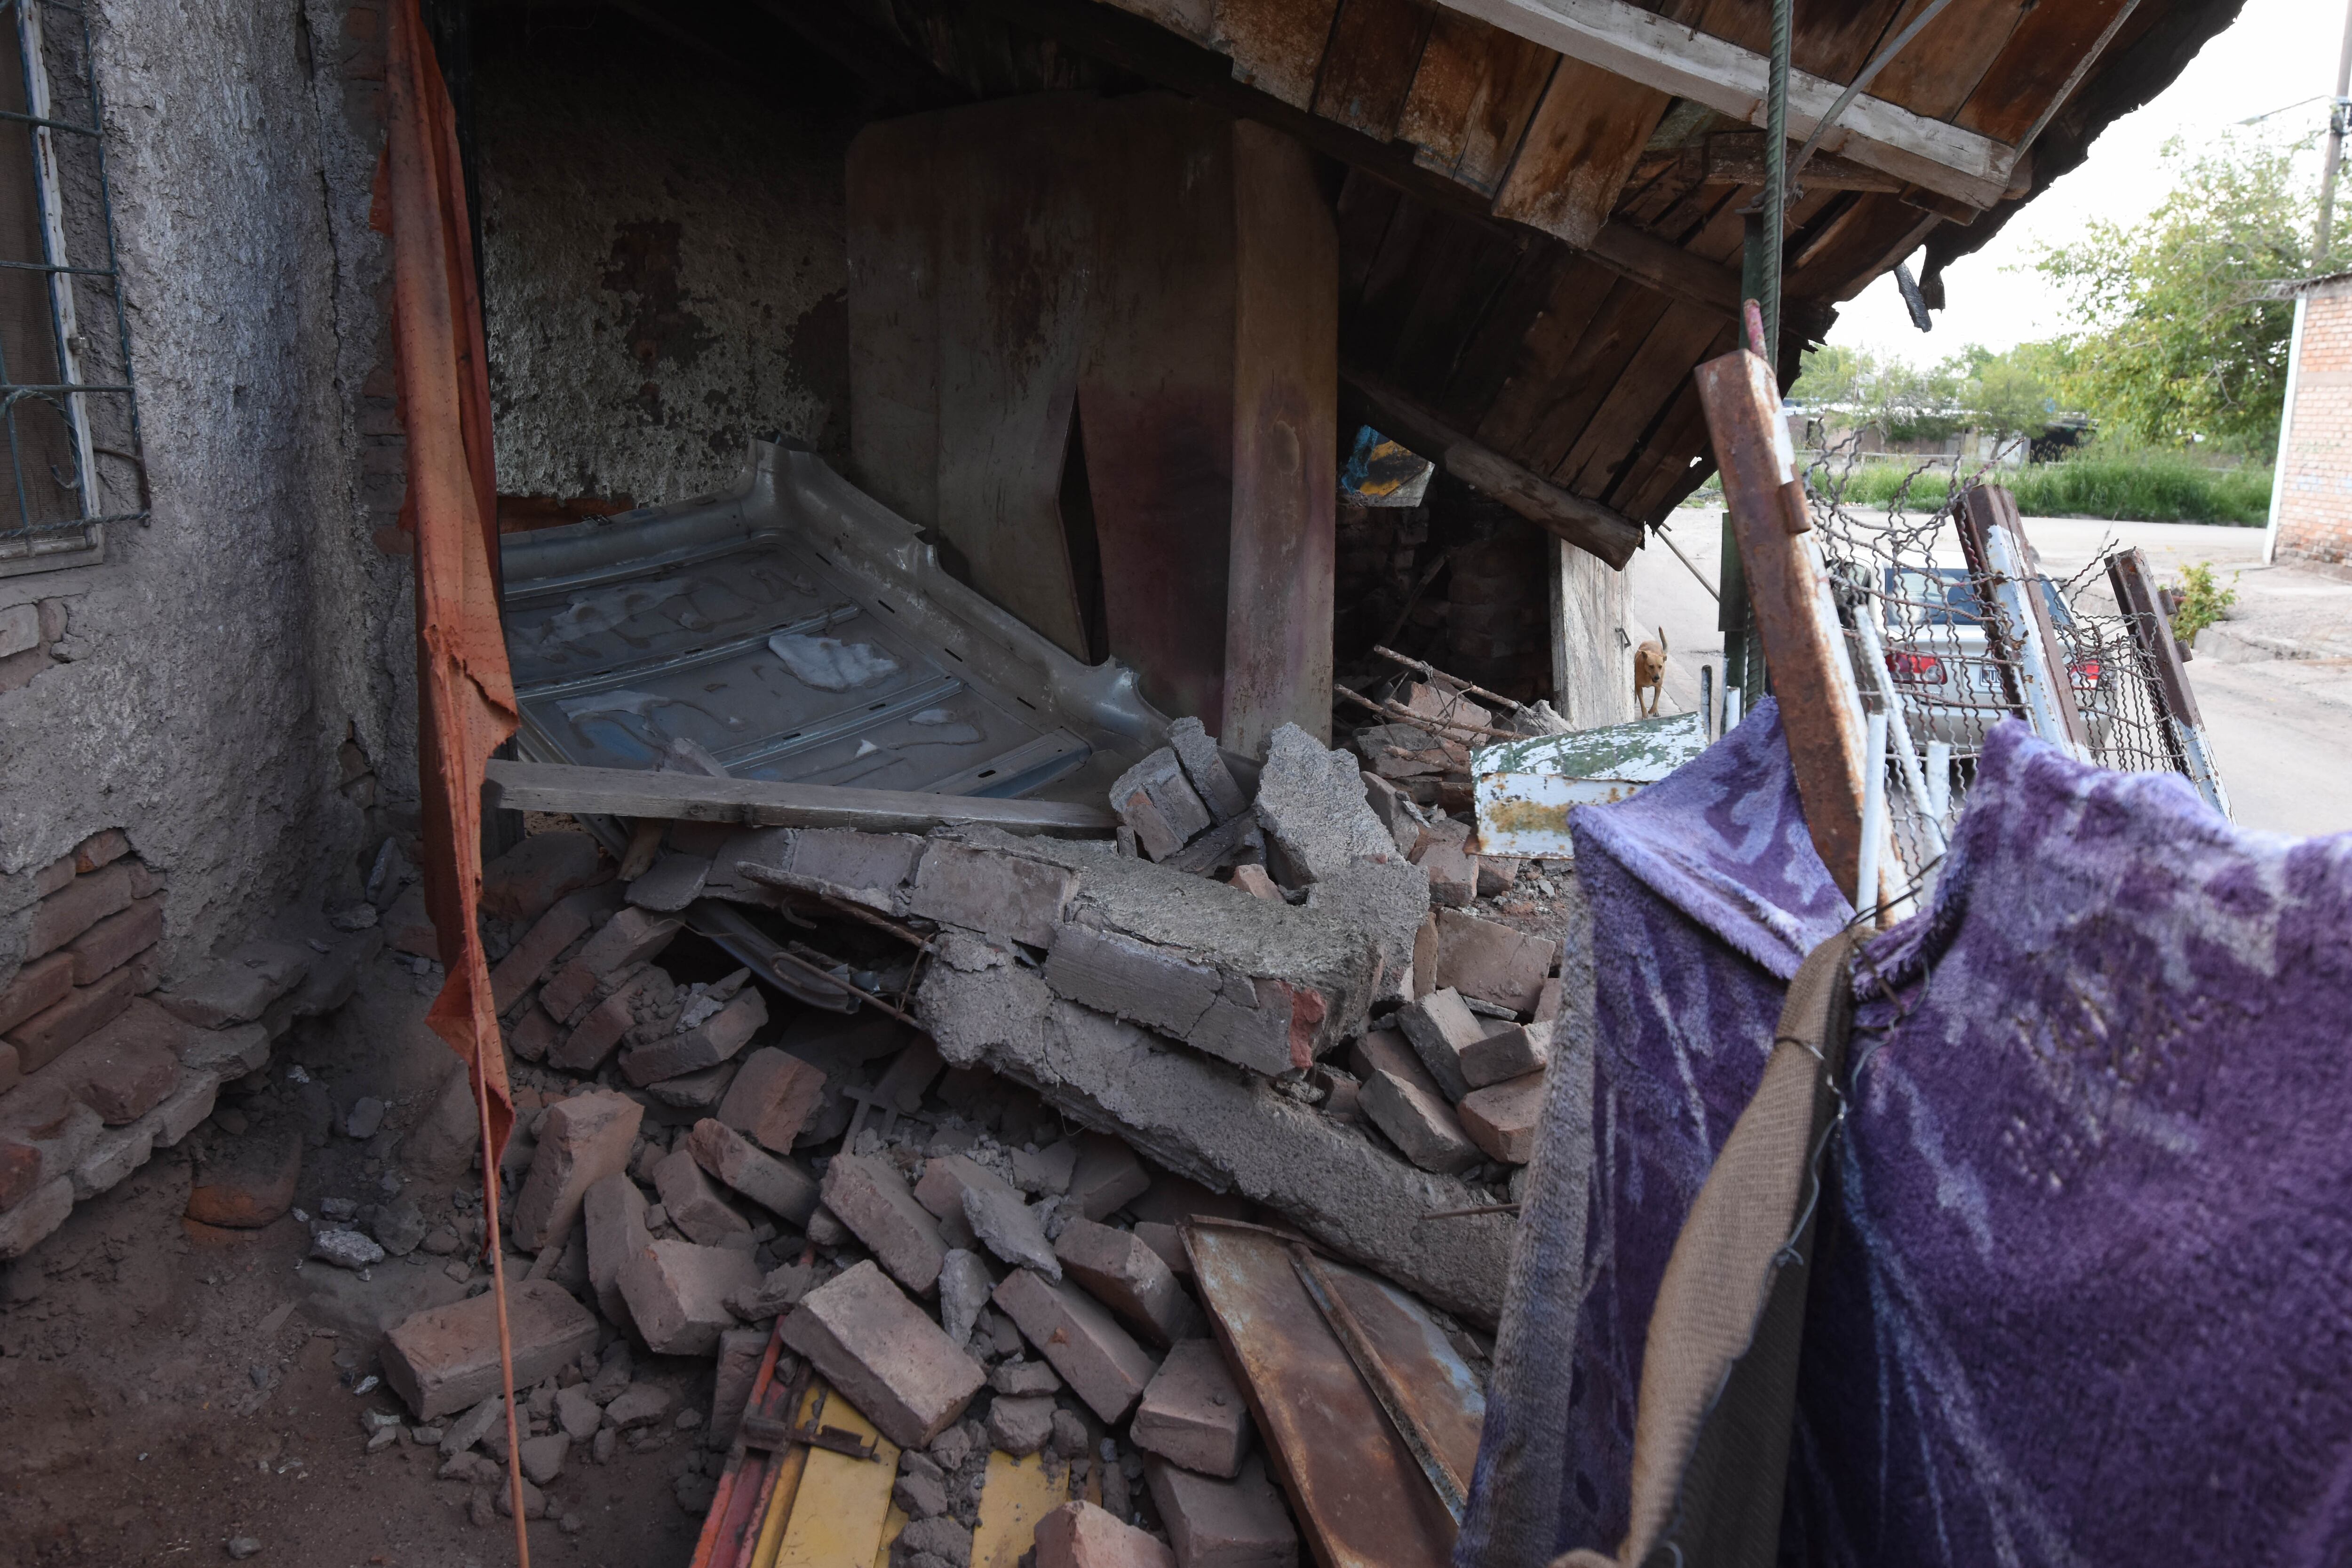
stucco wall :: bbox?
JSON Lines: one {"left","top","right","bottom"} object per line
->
{"left": 475, "top": 24, "right": 859, "bottom": 509}
{"left": 0, "top": 0, "right": 405, "bottom": 989}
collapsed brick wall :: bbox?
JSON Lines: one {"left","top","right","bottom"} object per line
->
{"left": 2275, "top": 285, "right": 2352, "bottom": 569}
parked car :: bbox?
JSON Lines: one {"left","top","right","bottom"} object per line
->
{"left": 1867, "top": 565, "right": 2116, "bottom": 761}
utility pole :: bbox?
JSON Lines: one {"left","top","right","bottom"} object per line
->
{"left": 2320, "top": 0, "right": 2352, "bottom": 264}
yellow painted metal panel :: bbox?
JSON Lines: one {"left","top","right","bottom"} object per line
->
{"left": 971, "top": 1450, "right": 1074, "bottom": 1568}
{"left": 774, "top": 1385, "right": 901, "bottom": 1568}
{"left": 750, "top": 1382, "right": 828, "bottom": 1568}
{"left": 872, "top": 1503, "right": 910, "bottom": 1568}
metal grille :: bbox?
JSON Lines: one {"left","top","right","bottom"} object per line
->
{"left": 1801, "top": 445, "right": 2198, "bottom": 884}
{"left": 0, "top": 0, "right": 142, "bottom": 577}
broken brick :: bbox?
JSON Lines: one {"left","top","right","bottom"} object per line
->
{"left": 906, "top": 842, "right": 1076, "bottom": 948}
{"left": 1393, "top": 988, "right": 1481, "bottom": 1102}
{"left": 0, "top": 951, "right": 73, "bottom": 1038}
{"left": 508, "top": 1007, "right": 558, "bottom": 1064}
{"left": 1112, "top": 748, "right": 1214, "bottom": 861}
{"left": 546, "top": 969, "right": 653, "bottom": 1074}
{"left": 0, "top": 1043, "right": 16, "bottom": 1098}
{"left": 688, "top": 1117, "right": 818, "bottom": 1225}
{"left": 618, "top": 1238, "right": 762, "bottom": 1356}
{"left": 479, "top": 829, "right": 607, "bottom": 924}
{"left": 620, "top": 985, "right": 767, "bottom": 1086}
{"left": 1165, "top": 717, "right": 1248, "bottom": 824}
{"left": 1037, "top": 1500, "right": 1179, "bottom": 1568}
{"left": 0, "top": 1140, "right": 41, "bottom": 1213}
{"left": 710, "top": 1326, "right": 769, "bottom": 1447}
{"left": 25, "top": 860, "right": 136, "bottom": 959}
{"left": 1226, "top": 864, "right": 1284, "bottom": 904}
{"left": 1067, "top": 1132, "right": 1150, "bottom": 1222}
{"left": 654, "top": 1147, "right": 751, "bottom": 1246}
{"left": 822, "top": 1151, "right": 946, "bottom": 1293}
{"left": 992, "top": 1266, "right": 1160, "bottom": 1423}
{"left": 1347, "top": 1028, "right": 1441, "bottom": 1102}
{"left": 52, "top": 1027, "right": 182, "bottom": 1125}
{"left": 185, "top": 1122, "right": 301, "bottom": 1229}
{"left": 510, "top": 1090, "right": 643, "bottom": 1252}
{"left": 1360, "top": 1069, "right": 1480, "bottom": 1174}
{"left": 71, "top": 829, "right": 131, "bottom": 875}
{"left": 1431, "top": 909, "right": 1552, "bottom": 1013}
{"left": 581, "top": 1171, "right": 649, "bottom": 1325}
{"left": 1412, "top": 831, "right": 1477, "bottom": 910}
{"left": 6, "top": 964, "right": 142, "bottom": 1073}
{"left": 1053, "top": 1217, "right": 1203, "bottom": 1346}
{"left": 911, "top": 1154, "right": 990, "bottom": 1250}
{"left": 63, "top": 894, "right": 162, "bottom": 986}
{"left": 1131, "top": 1221, "right": 1189, "bottom": 1282}
{"left": 1043, "top": 926, "right": 1311, "bottom": 1078}
{"left": 488, "top": 893, "right": 599, "bottom": 1013}
{"left": 989, "top": 1393, "right": 1057, "bottom": 1455}
{"left": 540, "top": 908, "right": 681, "bottom": 1021}
{"left": 1145, "top": 1455, "right": 1298, "bottom": 1568}
{"left": 380, "top": 1279, "right": 600, "bottom": 1420}
{"left": 153, "top": 941, "right": 310, "bottom": 1031}
{"left": 716, "top": 1047, "right": 828, "bottom": 1156}
{"left": 1459, "top": 1019, "right": 1545, "bottom": 1089}
{"left": 779, "top": 1258, "right": 985, "bottom": 1449}
{"left": 1475, "top": 856, "right": 1522, "bottom": 898}
{"left": 626, "top": 852, "right": 710, "bottom": 913}
{"left": 1457, "top": 1070, "right": 1546, "bottom": 1165}
{"left": 1131, "top": 1339, "right": 1250, "bottom": 1479}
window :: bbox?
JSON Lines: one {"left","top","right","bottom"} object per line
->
{"left": 0, "top": 0, "right": 140, "bottom": 577}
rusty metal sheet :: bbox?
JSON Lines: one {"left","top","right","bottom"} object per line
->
{"left": 1183, "top": 1219, "right": 1473, "bottom": 1568}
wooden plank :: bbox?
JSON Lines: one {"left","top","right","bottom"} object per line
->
{"left": 1472, "top": 263, "right": 1638, "bottom": 453}
{"left": 1225, "top": 119, "right": 1340, "bottom": 754}
{"left": 1604, "top": 350, "right": 1726, "bottom": 521}
{"left": 1095, "top": 0, "right": 1217, "bottom": 44}
{"left": 1490, "top": 56, "right": 1670, "bottom": 248}
{"left": 1384, "top": 223, "right": 1527, "bottom": 398}
{"left": 1312, "top": 0, "right": 1437, "bottom": 140}
{"left": 1550, "top": 533, "right": 1637, "bottom": 725}
{"left": 1583, "top": 220, "right": 1743, "bottom": 310}
{"left": 1694, "top": 348, "right": 1870, "bottom": 901}
{"left": 481, "top": 759, "right": 1120, "bottom": 836}
{"left": 1213, "top": 0, "right": 1344, "bottom": 109}
{"left": 1552, "top": 300, "right": 1728, "bottom": 495}
{"left": 1434, "top": 239, "right": 1574, "bottom": 417}
{"left": 1349, "top": 371, "right": 1644, "bottom": 568}
{"left": 846, "top": 118, "right": 943, "bottom": 530}
{"left": 930, "top": 100, "right": 1097, "bottom": 659}
{"left": 1511, "top": 284, "right": 1676, "bottom": 475}
{"left": 1395, "top": 14, "right": 1559, "bottom": 195}
{"left": 1075, "top": 95, "right": 1244, "bottom": 726}
{"left": 1334, "top": 167, "right": 1405, "bottom": 303}
{"left": 1699, "top": 131, "right": 1904, "bottom": 191}
{"left": 1862, "top": 0, "right": 2031, "bottom": 121}
{"left": 1424, "top": 0, "right": 2018, "bottom": 207}
{"left": 1951, "top": 0, "right": 2137, "bottom": 143}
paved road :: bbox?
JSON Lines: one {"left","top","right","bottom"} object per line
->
{"left": 1628, "top": 511, "right": 2352, "bottom": 838}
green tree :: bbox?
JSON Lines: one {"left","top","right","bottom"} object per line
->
{"left": 2034, "top": 132, "right": 2312, "bottom": 451}
{"left": 1962, "top": 353, "right": 2056, "bottom": 452}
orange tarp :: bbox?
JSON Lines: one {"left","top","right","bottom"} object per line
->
{"left": 373, "top": 0, "right": 529, "bottom": 1555}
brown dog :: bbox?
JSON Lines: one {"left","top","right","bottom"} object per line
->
{"left": 1633, "top": 626, "right": 1669, "bottom": 715}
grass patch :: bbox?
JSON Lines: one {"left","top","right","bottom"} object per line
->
{"left": 1802, "top": 449, "right": 2272, "bottom": 525}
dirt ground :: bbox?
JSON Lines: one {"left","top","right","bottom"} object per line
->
{"left": 0, "top": 960, "right": 714, "bottom": 1568}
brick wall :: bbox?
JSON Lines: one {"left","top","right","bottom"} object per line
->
{"left": 2276, "top": 286, "right": 2352, "bottom": 568}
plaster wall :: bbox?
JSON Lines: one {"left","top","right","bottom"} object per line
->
{"left": 0, "top": 0, "right": 407, "bottom": 989}
{"left": 475, "top": 29, "right": 858, "bottom": 510}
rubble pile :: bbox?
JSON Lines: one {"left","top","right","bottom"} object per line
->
{"left": 330, "top": 702, "right": 1572, "bottom": 1556}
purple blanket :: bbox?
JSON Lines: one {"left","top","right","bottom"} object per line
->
{"left": 1459, "top": 707, "right": 2352, "bottom": 1568}
{"left": 1459, "top": 699, "right": 1851, "bottom": 1564}
{"left": 1786, "top": 723, "right": 2352, "bottom": 1566}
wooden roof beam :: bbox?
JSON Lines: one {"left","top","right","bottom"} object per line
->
{"left": 1429, "top": 0, "right": 2023, "bottom": 208}
{"left": 1345, "top": 370, "right": 1645, "bottom": 570}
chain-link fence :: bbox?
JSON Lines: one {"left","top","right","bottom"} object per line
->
{"left": 1801, "top": 441, "right": 2206, "bottom": 887}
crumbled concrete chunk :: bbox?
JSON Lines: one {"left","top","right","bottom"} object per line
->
{"left": 992, "top": 1267, "right": 1159, "bottom": 1423}
{"left": 1252, "top": 724, "right": 1398, "bottom": 884}
{"left": 988, "top": 1393, "right": 1057, "bottom": 1456}
{"left": 822, "top": 1151, "right": 947, "bottom": 1294}
{"left": 381, "top": 1281, "right": 599, "bottom": 1420}
{"left": 1131, "top": 1339, "right": 1250, "bottom": 1479}
{"left": 511, "top": 1090, "right": 643, "bottom": 1252}
{"left": 961, "top": 1180, "right": 1060, "bottom": 1278}
{"left": 1053, "top": 1218, "right": 1203, "bottom": 1346}
{"left": 780, "top": 1260, "right": 985, "bottom": 1449}
{"left": 937, "top": 1249, "right": 993, "bottom": 1347}
{"left": 907, "top": 842, "right": 1078, "bottom": 949}
{"left": 154, "top": 941, "right": 310, "bottom": 1030}
{"left": 627, "top": 852, "right": 711, "bottom": 913}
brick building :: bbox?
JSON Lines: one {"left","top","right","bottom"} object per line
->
{"left": 2267, "top": 271, "right": 2352, "bottom": 570}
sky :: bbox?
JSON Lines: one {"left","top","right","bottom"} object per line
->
{"left": 1828, "top": 0, "right": 2345, "bottom": 360}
